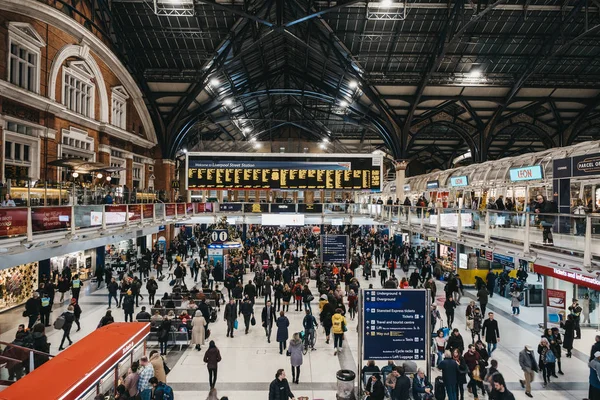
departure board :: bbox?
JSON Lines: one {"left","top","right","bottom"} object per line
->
{"left": 186, "top": 153, "right": 382, "bottom": 191}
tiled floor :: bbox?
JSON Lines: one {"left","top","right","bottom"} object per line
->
{"left": 0, "top": 263, "right": 595, "bottom": 400}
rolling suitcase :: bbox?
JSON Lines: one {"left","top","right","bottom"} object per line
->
{"left": 434, "top": 376, "right": 445, "bottom": 400}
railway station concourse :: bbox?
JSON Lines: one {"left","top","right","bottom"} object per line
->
{"left": 0, "top": 1, "right": 600, "bottom": 400}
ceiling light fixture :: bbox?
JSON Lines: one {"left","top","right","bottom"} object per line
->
{"left": 72, "top": 172, "right": 79, "bottom": 178}
{"left": 106, "top": 176, "right": 112, "bottom": 182}
{"left": 339, "top": 100, "right": 349, "bottom": 107}
{"left": 209, "top": 77, "right": 220, "bottom": 87}
{"left": 96, "top": 173, "right": 103, "bottom": 179}
{"left": 183, "top": 149, "right": 188, "bottom": 153}
{"left": 243, "top": 127, "right": 252, "bottom": 134}
{"left": 223, "top": 98, "right": 233, "bottom": 107}
{"left": 469, "top": 69, "right": 482, "bottom": 78}
{"left": 349, "top": 80, "right": 358, "bottom": 89}
{"left": 253, "top": 142, "right": 261, "bottom": 149}
{"left": 319, "top": 143, "right": 327, "bottom": 150}
{"left": 250, "top": 137, "right": 257, "bottom": 142}
{"left": 322, "top": 138, "right": 329, "bottom": 143}
{"left": 380, "top": 0, "right": 393, "bottom": 7}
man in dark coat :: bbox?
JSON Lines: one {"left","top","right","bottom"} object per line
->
{"left": 439, "top": 350, "right": 460, "bottom": 400}
{"left": 482, "top": 312, "right": 500, "bottom": 356}
{"left": 262, "top": 300, "right": 277, "bottom": 343}
{"left": 477, "top": 286, "right": 489, "bottom": 315}
{"left": 268, "top": 369, "right": 295, "bottom": 400}
{"left": 243, "top": 280, "right": 257, "bottom": 305}
{"left": 486, "top": 270, "right": 496, "bottom": 298}
{"left": 240, "top": 297, "right": 254, "bottom": 334}
{"left": 224, "top": 298, "right": 237, "bottom": 338}
{"left": 58, "top": 306, "right": 75, "bottom": 351}
{"left": 390, "top": 366, "right": 411, "bottom": 400}
{"left": 24, "top": 292, "right": 41, "bottom": 329}
{"left": 534, "top": 194, "right": 557, "bottom": 245}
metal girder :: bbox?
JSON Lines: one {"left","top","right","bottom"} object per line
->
{"left": 402, "top": 0, "right": 508, "bottom": 161}
{"left": 196, "top": 0, "right": 274, "bottom": 27}
{"left": 284, "top": 0, "right": 363, "bottom": 27}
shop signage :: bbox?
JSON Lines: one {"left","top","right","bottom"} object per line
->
{"left": 509, "top": 165, "right": 543, "bottom": 181}
{"left": 449, "top": 176, "right": 469, "bottom": 187}
{"left": 142, "top": 204, "right": 153, "bottom": 220}
{"left": 165, "top": 204, "right": 176, "bottom": 217}
{"left": 362, "top": 289, "right": 428, "bottom": 360}
{"left": 31, "top": 207, "right": 71, "bottom": 232}
{"left": 158, "top": 225, "right": 165, "bottom": 231}
{"left": 534, "top": 264, "right": 600, "bottom": 291}
{"left": 573, "top": 153, "right": 600, "bottom": 177}
{"left": 476, "top": 249, "right": 493, "bottom": 261}
{"left": 553, "top": 157, "right": 572, "bottom": 179}
{"left": 128, "top": 205, "right": 141, "bottom": 221}
{"left": 492, "top": 253, "right": 514, "bottom": 268}
{"left": 0, "top": 208, "right": 27, "bottom": 237}
{"left": 426, "top": 180, "right": 439, "bottom": 189}
{"left": 546, "top": 289, "right": 567, "bottom": 328}
{"left": 270, "top": 204, "right": 296, "bottom": 213}
{"left": 176, "top": 203, "right": 185, "bottom": 215}
{"left": 297, "top": 203, "right": 323, "bottom": 213}
{"left": 219, "top": 203, "right": 242, "bottom": 212}
{"left": 243, "top": 203, "right": 269, "bottom": 213}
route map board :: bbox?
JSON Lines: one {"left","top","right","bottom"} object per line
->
{"left": 362, "top": 289, "right": 428, "bottom": 361}
{"left": 320, "top": 234, "right": 350, "bottom": 264}
{"left": 186, "top": 153, "right": 382, "bottom": 191}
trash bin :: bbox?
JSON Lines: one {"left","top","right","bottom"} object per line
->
{"left": 336, "top": 369, "right": 356, "bottom": 400}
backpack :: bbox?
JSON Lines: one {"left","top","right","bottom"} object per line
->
{"left": 154, "top": 382, "right": 174, "bottom": 400}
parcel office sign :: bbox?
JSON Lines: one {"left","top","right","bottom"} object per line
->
{"left": 573, "top": 153, "right": 600, "bottom": 177}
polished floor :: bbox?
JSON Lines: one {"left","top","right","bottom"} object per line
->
{"left": 0, "top": 263, "right": 596, "bottom": 400}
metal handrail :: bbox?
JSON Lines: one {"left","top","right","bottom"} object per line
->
{"left": 0, "top": 341, "right": 55, "bottom": 357}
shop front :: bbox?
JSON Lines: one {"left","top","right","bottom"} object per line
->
{"left": 0, "top": 262, "right": 39, "bottom": 312}
{"left": 534, "top": 264, "right": 600, "bottom": 328}
{"left": 50, "top": 250, "right": 96, "bottom": 280}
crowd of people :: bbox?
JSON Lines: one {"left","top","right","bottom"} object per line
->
{"left": 6, "top": 220, "right": 599, "bottom": 400}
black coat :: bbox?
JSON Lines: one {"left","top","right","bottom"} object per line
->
{"left": 439, "top": 357, "right": 459, "bottom": 387}
{"left": 244, "top": 283, "right": 257, "bottom": 299}
{"left": 446, "top": 334, "right": 465, "bottom": 353}
{"left": 269, "top": 378, "right": 294, "bottom": 400}
{"left": 61, "top": 311, "right": 75, "bottom": 331}
{"left": 25, "top": 298, "right": 41, "bottom": 316}
{"left": 224, "top": 303, "right": 237, "bottom": 322}
{"left": 391, "top": 374, "right": 411, "bottom": 400}
{"left": 366, "top": 378, "right": 386, "bottom": 400}
{"left": 482, "top": 319, "right": 499, "bottom": 343}
{"left": 562, "top": 319, "right": 575, "bottom": 350}
{"left": 276, "top": 316, "right": 289, "bottom": 342}
{"left": 262, "top": 305, "right": 276, "bottom": 326}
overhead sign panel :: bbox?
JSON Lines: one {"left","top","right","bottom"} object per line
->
{"left": 186, "top": 153, "right": 382, "bottom": 191}
{"left": 509, "top": 165, "right": 543, "bottom": 181}
{"left": 426, "top": 180, "right": 439, "bottom": 189}
{"left": 362, "top": 289, "right": 428, "bottom": 361}
{"left": 449, "top": 176, "right": 468, "bottom": 187}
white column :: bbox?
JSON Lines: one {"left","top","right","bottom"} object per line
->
{"left": 395, "top": 160, "right": 408, "bottom": 201}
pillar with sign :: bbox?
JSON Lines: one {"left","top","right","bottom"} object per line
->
{"left": 208, "top": 226, "right": 242, "bottom": 282}
{"left": 395, "top": 160, "right": 408, "bottom": 201}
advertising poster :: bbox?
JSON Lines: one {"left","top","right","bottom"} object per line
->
{"left": 165, "top": 204, "right": 176, "bottom": 217}
{"left": 31, "top": 207, "right": 71, "bottom": 233}
{"left": 0, "top": 208, "right": 27, "bottom": 237}
{"left": 176, "top": 203, "right": 186, "bottom": 215}
{"left": 143, "top": 204, "right": 154, "bottom": 220}
{"left": 546, "top": 289, "right": 567, "bottom": 328}
{"left": 128, "top": 205, "right": 141, "bottom": 222}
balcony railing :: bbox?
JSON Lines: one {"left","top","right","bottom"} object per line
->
{"left": 0, "top": 202, "right": 596, "bottom": 267}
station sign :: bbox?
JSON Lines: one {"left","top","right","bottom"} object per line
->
{"left": 509, "top": 165, "right": 543, "bottom": 182}
{"left": 572, "top": 153, "right": 600, "bottom": 177}
{"left": 449, "top": 176, "right": 468, "bottom": 187}
{"left": 321, "top": 234, "right": 349, "bottom": 264}
{"left": 534, "top": 264, "right": 600, "bottom": 291}
{"left": 426, "top": 180, "right": 439, "bottom": 189}
{"left": 362, "top": 289, "right": 428, "bottom": 360}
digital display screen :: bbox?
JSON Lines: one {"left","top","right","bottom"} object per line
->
{"left": 186, "top": 154, "right": 382, "bottom": 191}
{"left": 449, "top": 176, "right": 468, "bottom": 187}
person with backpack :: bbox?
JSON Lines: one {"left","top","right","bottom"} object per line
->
{"left": 537, "top": 337, "right": 555, "bottom": 387}
{"left": 57, "top": 305, "right": 75, "bottom": 351}
{"left": 146, "top": 276, "right": 158, "bottom": 306}
{"left": 149, "top": 377, "right": 174, "bottom": 400}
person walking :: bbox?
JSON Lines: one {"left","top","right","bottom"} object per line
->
{"left": 463, "top": 344, "right": 481, "bottom": 400}
{"left": 491, "top": 374, "right": 516, "bottom": 400}
{"left": 589, "top": 351, "right": 600, "bottom": 400}
{"left": 276, "top": 310, "right": 290, "bottom": 355}
{"left": 123, "top": 290, "right": 135, "bottom": 322}
{"left": 70, "top": 297, "right": 82, "bottom": 332}
{"left": 510, "top": 288, "right": 521, "bottom": 316}
{"left": 191, "top": 309, "right": 207, "bottom": 351}
{"left": 137, "top": 356, "right": 155, "bottom": 400}
{"left": 108, "top": 278, "right": 119, "bottom": 308}
{"left": 519, "top": 345, "right": 538, "bottom": 398}
{"left": 268, "top": 369, "right": 295, "bottom": 400}
{"left": 241, "top": 296, "right": 254, "bottom": 334}
{"left": 24, "top": 292, "right": 41, "bottom": 329}
{"left": 561, "top": 314, "right": 575, "bottom": 357}
{"left": 39, "top": 286, "right": 52, "bottom": 327}
{"left": 98, "top": 310, "right": 115, "bottom": 327}
{"left": 203, "top": 341, "right": 222, "bottom": 389}
{"left": 262, "top": 300, "right": 277, "bottom": 343}
{"left": 534, "top": 194, "right": 557, "bottom": 245}
{"left": 146, "top": 276, "right": 158, "bottom": 306}
{"left": 439, "top": 350, "right": 459, "bottom": 400}
{"left": 288, "top": 333, "right": 303, "bottom": 384}
{"left": 482, "top": 312, "right": 500, "bottom": 356}
{"left": 157, "top": 317, "right": 171, "bottom": 356}
{"left": 538, "top": 337, "right": 555, "bottom": 387}
{"left": 302, "top": 309, "right": 318, "bottom": 351}
{"left": 71, "top": 274, "right": 83, "bottom": 302}
{"left": 58, "top": 305, "right": 75, "bottom": 351}
{"left": 444, "top": 296, "right": 457, "bottom": 329}
{"left": 477, "top": 286, "right": 489, "bottom": 315}
{"left": 331, "top": 308, "right": 347, "bottom": 356}
{"left": 224, "top": 298, "right": 237, "bottom": 338}
{"left": 149, "top": 350, "right": 167, "bottom": 384}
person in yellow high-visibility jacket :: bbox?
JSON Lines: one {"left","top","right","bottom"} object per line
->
{"left": 331, "top": 308, "right": 347, "bottom": 356}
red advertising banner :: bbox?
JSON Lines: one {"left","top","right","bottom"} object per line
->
{"left": 0, "top": 208, "right": 28, "bottom": 237}
{"left": 176, "top": 203, "right": 185, "bottom": 215}
{"left": 534, "top": 264, "right": 600, "bottom": 291}
{"left": 195, "top": 203, "right": 214, "bottom": 213}
{"left": 143, "top": 204, "right": 154, "bottom": 220}
{"left": 165, "top": 204, "right": 176, "bottom": 217}
{"left": 106, "top": 205, "right": 127, "bottom": 213}
{"left": 31, "top": 207, "right": 71, "bottom": 233}
{"left": 128, "top": 205, "right": 141, "bottom": 222}
{"left": 186, "top": 202, "right": 194, "bottom": 214}
{"left": 546, "top": 289, "right": 566, "bottom": 310}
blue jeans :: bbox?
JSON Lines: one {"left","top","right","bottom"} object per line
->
{"left": 512, "top": 306, "right": 520, "bottom": 315}
{"left": 140, "top": 389, "right": 152, "bottom": 400}
{"left": 488, "top": 342, "right": 497, "bottom": 355}
{"left": 436, "top": 350, "right": 444, "bottom": 366}
{"left": 304, "top": 302, "right": 312, "bottom": 312}
{"left": 446, "top": 384, "right": 458, "bottom": 400}
{"left": 108, "top": 293, "right": 118, "bottom": 308}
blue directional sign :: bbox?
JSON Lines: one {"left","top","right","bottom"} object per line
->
{"left": 321, "top": 234, "right": 349, "bottom": 264}
{"left": 362, "top": 289, "right": 428, "bottom": 361}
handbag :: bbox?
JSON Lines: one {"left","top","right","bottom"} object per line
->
{"left": 234, "top": 320, "right": 239, "bottom": 330}
{"left": 466, "top": 319, "right": 474, "bottom": 330}
{"left": 342, "top": 321, "right": 348, "bottom": 332}
{"left": 206, "top": 328, "right": 211, "bottom": 339}
{"left": 163, "top": 356, "right": 171, "bottom": 375}
{"left": 306, "top": 294, "right": 314, "bottom": 302}
{"left": 286, "top": 350, "right": 291, "bottom": 356}
{"left": 251, "top": 316, "right": 256, "bottom": 326}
